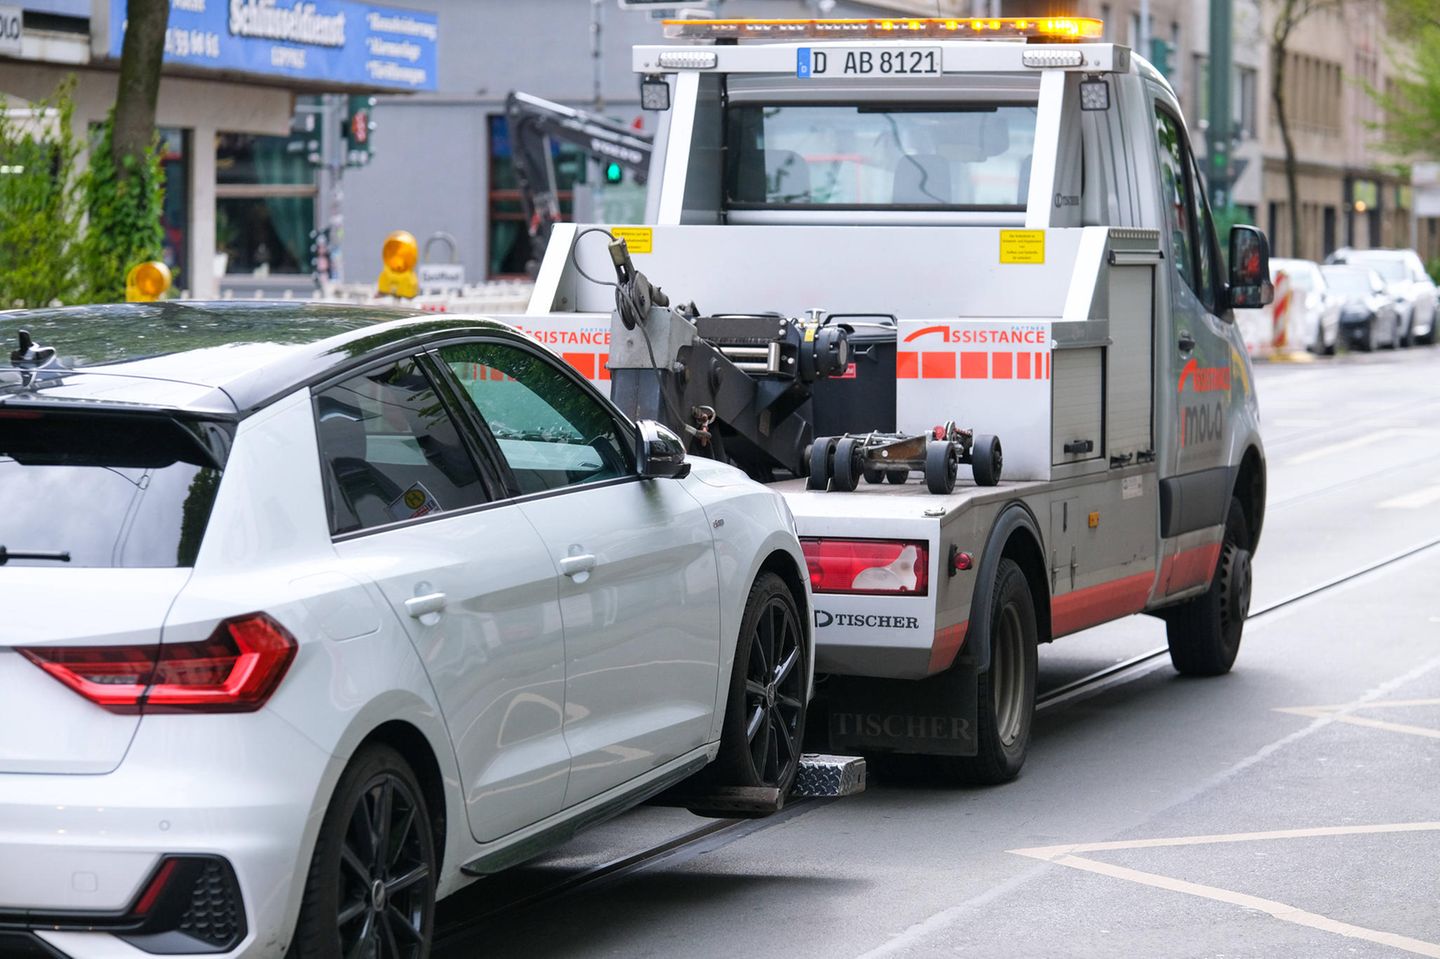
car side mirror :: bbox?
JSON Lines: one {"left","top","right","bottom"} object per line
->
{"left": 635, "top": 419, "right": 691, "bottom": 479}
{"left": 1228, "top": 225, "right": 1273, "bottom": 309}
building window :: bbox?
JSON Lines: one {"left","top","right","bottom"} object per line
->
{"left": 486, "top": 113, "right": 586, "bottom": 278}
{"left": 215, "top": 132, "right": 317, "bottom": 275}
{"left": 158, "top": 128, "right": 188, "bottom": 286}
{"left": 1235, "top": 67, "right": 1257, "bottom": 140}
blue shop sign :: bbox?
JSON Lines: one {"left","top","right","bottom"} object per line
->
{"left": 107, "top": 0, "right": 438, "bottom": 92}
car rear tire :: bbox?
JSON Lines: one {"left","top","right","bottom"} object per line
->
{"left": 1164, "top": 498, "right": 1251, "bottom": 677}
{"left": 289, "top": 744, "right": 436, "bottom": 959}
{"left": 705, "top": 572, "right": 808, "bottom": 793}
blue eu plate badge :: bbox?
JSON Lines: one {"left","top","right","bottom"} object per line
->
{"left": 797, "top": 47, "right": 812, "bottom": 78}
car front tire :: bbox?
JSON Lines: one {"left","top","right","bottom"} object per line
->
{"left": 289, "top": 744, "right": 436, "bottom": 959}
{"left": 705, "top": 571, "right": 808, "bottom": 793}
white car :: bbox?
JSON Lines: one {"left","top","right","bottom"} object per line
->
{"left": 1327, "top": 248, "right": 1438, "bottom": 346}
{"left": 1269, "top": 258, "right": 1342, "bottom": 355}
{"left": 0, "top": 302, "right": 813, "bottom": 959}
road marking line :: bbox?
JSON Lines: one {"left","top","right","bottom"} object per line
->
{"left": 1010, "top": 821, "right": 1440, "bottom": 861}
{"left": 1285, "top": 427, "right": 1431, "bottom": 467}
{"left": 1275, "top": 707, "right": 1440, "bottom": 740}
{"left": 1295, "top": 699, "right": 1440, "bottom": 711}
{"left": 1379, "top": 485, "right": 1440, "bottom": 510}
{"left": 1020, "top": 853, "right": 1440, "bottom": 959}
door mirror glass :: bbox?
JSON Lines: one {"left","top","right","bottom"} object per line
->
{"left": 1228, "top": 225, "right": 1273, "bottom": 309}
{"left": 635, "top": 420, "right": 690, "bottom": 479}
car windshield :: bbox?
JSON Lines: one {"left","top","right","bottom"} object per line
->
{"left": 0, "top": 410, "right": 228, "bottom": 567}
{"left": 725, "top": 103, "right": 1039, "bottom": 210}
{"left": 1323, "top": 269, "right": 1374, "bottom": 296}
{"left": 1348, "top": 256, "right": 1407, "bottom": 282}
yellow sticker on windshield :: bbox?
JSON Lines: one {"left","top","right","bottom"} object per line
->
{"left": 612, "top": 227, "right": 653, "bottom": 255}
{"left": 999, "top": 230, "right": 1045, "bottom": 264}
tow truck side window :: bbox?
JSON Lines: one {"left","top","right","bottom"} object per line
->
{"left": 1154, "top": 109, "right": 1200, "bottom": 301}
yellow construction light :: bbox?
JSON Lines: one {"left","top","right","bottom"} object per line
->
{"left": 663, "top": 17, "right": 1104, "bottom": 43}
{"left": 378, "top": 230, "right": 419, "bottom": 298}
{"left": 125, "top": 260, "right": 172, "bottom": 303}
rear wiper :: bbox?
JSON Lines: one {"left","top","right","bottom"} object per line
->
{"left": 0, "top": 546, "right": 71, "bottom": 565}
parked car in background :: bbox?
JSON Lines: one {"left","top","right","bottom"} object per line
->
{"left": 1320, "top": 265, "right": 1402, "bottom": 352}
{"left": 1326, "top": 248, "right": 1437, "bottom": 346}
{"left": 1, "top": 302, "right": 814, "bottom": 959}
{"left": 1270, "top": 258, "right": 1342, "bottom": 355}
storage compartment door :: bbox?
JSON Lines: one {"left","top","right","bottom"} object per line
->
{"left": 1051, "top": 347, "right": 1104, "bottom": 464}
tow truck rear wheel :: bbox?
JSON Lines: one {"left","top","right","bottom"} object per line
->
{"left": 924, "top": 441, "right": 958, "bottom": 494}
{"left": 1165, "top": 498, "right": 1252, "bottom": 676}
{"left": 926, "top": 558, "right": 1037, "bottom": 786}
{"left": 831, "top": 437, "right": 863, "bottom": 492}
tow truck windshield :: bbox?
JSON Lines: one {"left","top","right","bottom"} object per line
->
{"left": 725, "top": 103, "right": 1037, "bottom": 210}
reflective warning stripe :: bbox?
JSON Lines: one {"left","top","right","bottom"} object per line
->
{"left": 897, "top": 350, "right": 1051, "bottom": 380}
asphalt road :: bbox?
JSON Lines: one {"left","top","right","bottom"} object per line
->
{"left": 435, "top": 345, "right": 1440, "bottom": 959}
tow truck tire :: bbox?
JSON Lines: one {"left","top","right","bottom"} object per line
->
{"left": 807, "top": 438, "right": 835, "bottom": 491}
{"left": 928, "top": 558, "right": 1037, "bottom": 785}
{"left": 289, "top": 744, "right": 436, "bottom": 959}
{"left": 831, "top": 438, "right": 862, "bottom": 492}
{"left": 971, "top": 434, "right": 1003, "bottom": 487}
{"left": 885, "top": 469, "right": 908, "bottom": 484}
{"left": 924, "top": 441, "right": 957, "bottom": 494}
{"left": 704, "top": 572, "right": 807, "bottom": 792}
{"left": 1165, "top": 498, "right": 1252, "bottom": 676}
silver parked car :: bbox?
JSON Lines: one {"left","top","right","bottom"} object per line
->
{"left": 1326, "top": 248, "right": 1438, "bottom": 346}
{"left": 1320, "top": 264, "right": 1402, "bottom": 352}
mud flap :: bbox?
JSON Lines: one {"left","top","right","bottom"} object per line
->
{"left": 822, "top": 667, "right": 979, "bottom": 756}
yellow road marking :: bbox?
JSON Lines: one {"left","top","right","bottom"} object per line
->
{"left": 1274, "top": 706, "right": 1440, "bottom": 740}
{"left": 1012, "top": 822, "right": 1440, "bottom": 959}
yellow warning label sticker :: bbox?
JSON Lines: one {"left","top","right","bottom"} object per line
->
{"left": 999, "top": 230, "right": 1045, "bottom": 265}
{"left": 611, "top": 227, "right": 653, "bottom": 255}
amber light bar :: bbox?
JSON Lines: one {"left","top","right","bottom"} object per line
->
{"left": 663, "top": 17, "right": 1104, "bottom": 43}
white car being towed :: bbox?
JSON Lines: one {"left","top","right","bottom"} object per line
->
{"left": 0, "top": 302, "right": 813, "bottom": 959}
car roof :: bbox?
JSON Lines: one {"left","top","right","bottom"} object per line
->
{"left": 0, "top": 300, "right": 536, "bottom": 416}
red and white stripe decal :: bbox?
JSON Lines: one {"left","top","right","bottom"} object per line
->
{"left": 896, "top": 350, "right": 1050, "bottom": 381}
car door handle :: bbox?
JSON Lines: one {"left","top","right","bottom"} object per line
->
{"left": 1177, "top": 331, "right": 1196, "bottom": 353}
{"left": 404, "top": 592, "right": 447, "bottom": 619}
{"left": 558, "top": 553, "right": 597, "bottom": 577}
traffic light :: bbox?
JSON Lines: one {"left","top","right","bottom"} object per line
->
{"left": 344, "top": 95, "right": 376, "bottom": 168}
{"left": 377, "top": 230, "right": 419, "bottom": 298}
{"left": 604, "top": 161, "right": 624, "bottom": 184}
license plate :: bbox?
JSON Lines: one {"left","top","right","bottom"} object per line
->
{"left": 797, "top": 46, "right": 942, "bottom": 79}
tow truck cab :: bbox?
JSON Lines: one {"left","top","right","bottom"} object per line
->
{"left": 528, "top": 16, "right": 1270, "bottom": 780}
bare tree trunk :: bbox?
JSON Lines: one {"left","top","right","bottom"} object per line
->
{"left": 110, "top": 0, "right": 170, "bottom": 172}
{"left": 1271, "top": 11, "right": 1303, "bottom": 258}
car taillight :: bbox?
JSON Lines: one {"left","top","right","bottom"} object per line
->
{"left": 18, "top": 613, "right": 297, "bottom": 714}
{"left": 801, "top": 538, "right": 929, "bottom": 596}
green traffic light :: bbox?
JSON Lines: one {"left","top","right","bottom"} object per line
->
{"left": 605, "top": 162, "right": 623, "bottom": 184}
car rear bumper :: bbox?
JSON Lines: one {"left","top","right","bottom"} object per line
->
{"left": 0, "top": 711, "right": 334, "bottom": 959}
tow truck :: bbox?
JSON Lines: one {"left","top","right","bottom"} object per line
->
{"left": 522, "top": 15, "right": 1272, "bottom": 784}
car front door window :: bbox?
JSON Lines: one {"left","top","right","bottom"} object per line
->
{"left": 440, "top": 342, "right": 631, "bottom": 496}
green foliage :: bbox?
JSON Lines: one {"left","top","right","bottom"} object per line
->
{"left": 0, "top": 79, "right": 83, "bottom": 308}
{"left": 0, "top": 78, "right": 168, "bottom": 306}
{"left": 80, "top": 116, "right": 166, "bottom": 302}
{"left": 1368, "top": 2, "right": 1440, "bottom": 158}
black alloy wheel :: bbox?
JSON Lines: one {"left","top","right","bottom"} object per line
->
{"left": 704, "top": 572, "right": 808, "bottom": 792}
{"left": 290, "top": 745, "right": 436, "bottom": 959}
{"left": 337, "top": 774, "right": 432, "bottom": 958}
{"left": 742, "top": 586, "right": 807, "bottom": 786}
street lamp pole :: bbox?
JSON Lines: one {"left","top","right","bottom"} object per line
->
{"left": 1206, "top": 0, "right": 1234, "bottom": 214}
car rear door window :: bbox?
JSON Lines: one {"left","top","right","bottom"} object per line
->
{"left": 314, "top": 358, "right": 489, "bottom": 534}
{"left": 439, "top": 342, "right": 632, "bottom": 496}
